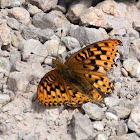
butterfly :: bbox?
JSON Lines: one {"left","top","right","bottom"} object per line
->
{"left": 37, "top": 40, "right": 122, "bottom": 107}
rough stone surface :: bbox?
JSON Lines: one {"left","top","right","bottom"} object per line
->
{"left": 69, "top": 25, "right": 109, "bottom": 46}
{"left": 7, "top": 17, "right": 20, "bottom": 30}
{"left": 9, "top": 7, "right": 30, "bottom": 24}
{"left": 128, "top": 104, "right": 140, "bottom": 136}
{"left": 82, "top": 102, "right": 105, "bottom": 120}
{"left": 0, "top": 23, "right": 12, "bottom": 45}
{"left": 29, "top": 0, "right": 58, "bottom": 12}
{"left": 61, "top": 36, "right": 81, "bottom": 50}
{"left": 33, "top": 10, "right": 70, "bottom": 30}
{"left": 123, "top": 58, "right": 140, "bottom": 78}
{"left": 0, "top": 0, "right": 23, "bottom": 8}
{"left": 68, "top": 110, "right": 95, "bottom": 140}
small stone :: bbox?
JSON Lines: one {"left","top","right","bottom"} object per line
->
{"left": 133, "top": 20, "right": 140, "bottom": 32}
{"left": 67, "top": 109, "right": 95, "bottom": 140}
{"left": 38, "top": 29, "right": 54, "bottom": 43}
{"left": 53, "top": 5, "right": 66, "bottom": 13}
{"left": 21, "top": 24, "right": 40, "bottom": 40}
{"left": 121, "top": 68, "right": 128, "bottom": 77}
{"left": 27, "top": 4, "right": 43, "bottom": 16}
{"left": 0, "top": 94, "right": 10, "bottom": 107}
{"left": 44, "top": 57, "right": 53, "bottom": 65}
{"left": 69, "top": 26, "right": 109, "bottom": 46}
{"left": 43, "top": 39, "right": 59, "bottom": 56}
{"left": 30, "top": 0, "right": 58, "bottom": 12}
{"left": 119, "top": 87, "right": 129, "bottom": 98}
{"left": 113, "top": 106, "right": 131, "bottom": 119}
{"left": 10, "top": 7, "right": 30, "bottom": 24}
{"left": 61, "top": 36, "right": 81, "bottom": 50}
{"left": 0, "top": 0, "right": 22, "bottom": 8}
{"left": 0, "top": 23, "right": 12, "bottom": 45}
{"left": 127, "top": 28, "right": 139, "bottom": 41}
{"left": 33, "top": 10, "right": 70, "bottom": 30}
{"left": 22, "top": 39, "right": 47, "bottom": 63}
{"left": 116, "top": 123, "right": 128, "bottom": 136}
{"left": 105, "top": 112, "right": 119, "bottom": 121}
{"left": 7, "top": 17, "right": 20, "bottom": 30}
{"left": 55, "top": 27, "right": 69, "bottom": 38}
{"left": 66, "top": 0, "right": 92, "bottom": 23}
{"left": 10, "top": 47, "right": 21, "bottom": 70}
{"left": 15, "top": 115, "right": 24, "bottom": 121}
{"left": 131, "top": 39, "right": 140, "bottom": 60}
{"left": 104, "top": 96, "right": 120, "bottom": 108}
{"left": 95, "top": 133, "right": 108, "bottom": 140}
{"left": 93, "top": 121, "right": 104, "bottom": 131}
{"left": 82, "top": 102, "right": 105, "bottom": 120}
{"left": 128, "top": 104, "right": 140, "bottom": 136}
{"left": 0, "top": 57, "right": 11, "bottom": 75}
{"left": 123, "top": 58, "right": 140, "bottom": 78}
{"left": 7, "top": 71, "right": 30, "bottom": 92}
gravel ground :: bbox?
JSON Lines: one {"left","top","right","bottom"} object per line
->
{"left": 0, "top": 0, "right": 140, "bottom": 140}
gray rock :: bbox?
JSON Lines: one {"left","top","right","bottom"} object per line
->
{"left": 61, "top": 36, "right": 81, "bottom": 50}
{"left": 127, "top": 28, "right": 139, "bottom": 41}
{"left": 133, "top": 20, "right": 140, "bottom": 32}
{"left": 123, "top": 58, "right": 140, "bottom": 78}
{"left": 0, "top": 57, "right": 11, "bottom": 75}
{"left": 93, "top": 121, "right": 104, "bottom": 131}
{"left": 113, "top": 106, "right": 131, "bottom": 119}
{"left": 95, "top": 133, "right": 108, "bottom": 140}
{"left": 53, "top": 5, "right": 66, "bottom": 13}
{"left": 0, "top": 23, "right": 12, "bottom": 45}
{"left": 80, "top": 1, "right": 140, "bottom": 29}
{"left": 33, "top": 10, "right": 70, "bottom": 30}
{"left": 104, "top": 96, "right": 120, "bottom": 108}
{"left": 69, "top": 26, "right": 108, "bottom": 46}
{"left": 7, "top": 17, "right": 20, "bottom": 30}
{"left": 121, "top": 68, "right": 128, "bottom": 77}
{"left": 105, "top": 112, "right": 119, "bottom": 121}
{"left": 0, "top": 94, "right": 10, "bottom": 107}
{"left": 7, "top": 71, "right": 30, "bottom": 92}
{"left": 38, "top": 29, "right": 54, "bottom": 43}
{"left": 55, "top": 27, "right": 69, "bottom": 38}
{"left": 43, "top": 39, "right": 59, "bottom": 56}
{"left": 82, "top": 102, "right": 105, "bottom": 120}
{"left": 21, "top": 24, "right": 40, "bottom": 40}
{"left": 116, "top": 123, "right": 128, "bottom": 136}
{"left": 119, "top": 87, "right": 129, "bottom": 98}
{"left": 10, "top": 47, "right": 21, "bottom": 71}
{"left": 66, "top": 0, "right": 92, "bottom": 23}
{"left": 128, "top": 104, "right": 140, "bottom": 136}
{"left": 21, "top": 39, "right": 47, "bottom": 63}
{"left": 29, "top": 0, "right": 58, "bottom": 12}
{"left": 27, "top": 4, "right": 43, "bottom": 16}
{"left": 0, "top": 0, "right": 22, "bottom": 8}
{"left": 109, "top": 133, "right": 140, "bottom": 140}
{"left": 131, "top": 39, "right": 140, "bottom": 60}
{"left": 9, "top": 7, "right": 30, "bottom": 24}
{"left": 67, "top": 109, "right": 95, "bottom": 140}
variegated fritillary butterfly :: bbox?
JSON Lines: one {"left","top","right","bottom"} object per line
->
{"left": 37, "top": 40, "right": 122, "bottom": 107}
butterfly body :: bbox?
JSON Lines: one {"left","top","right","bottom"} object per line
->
{"left": 37, "top": 40, "right": 122, "bottom": 107}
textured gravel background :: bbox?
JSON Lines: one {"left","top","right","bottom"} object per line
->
{"left": 0, "top": 0, "right": 140, "bottom": 140}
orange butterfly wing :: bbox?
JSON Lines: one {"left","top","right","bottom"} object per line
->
{"left": 37, "top": 40, "right": 122, "bottom": 106}
{"left": 64, "top": 39, "right": 122, "bottom": 101}
{"left": 37, "top": 70, "right": 92, "bottom": 106}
